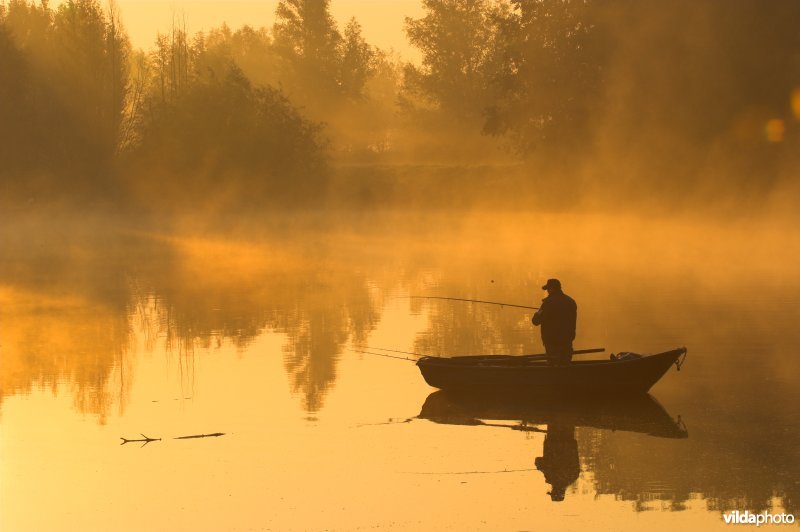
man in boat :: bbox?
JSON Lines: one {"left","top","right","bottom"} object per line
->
{"left": 531, "top": 279, "right": 577, "bottom": 365}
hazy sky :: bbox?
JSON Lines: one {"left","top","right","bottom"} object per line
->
{"left": 52, "top": 0, "right": 425, "bottom": 59}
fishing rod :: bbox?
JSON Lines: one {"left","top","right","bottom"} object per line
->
{"left": 407, "top": 296, "right": 539, "bottom": 311}
{"left": 351, "top": 349, "right": 418, "bottom": 362}
{"left": 364, "top": 346, "right": 435, "bottom": 358}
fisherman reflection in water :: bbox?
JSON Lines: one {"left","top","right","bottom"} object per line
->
{"left": 534, "top": 421, "right": 580, "bottom": 501}
{"left": 532, "top": 279, "right": 577, "bottom": 365}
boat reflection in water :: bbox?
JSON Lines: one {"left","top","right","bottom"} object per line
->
{"left": 418, "top": 391, "right": 688, "bottom": 502}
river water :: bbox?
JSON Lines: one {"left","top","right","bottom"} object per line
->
{"left": 1, "top": 209, "right": 798, "bottom": 531}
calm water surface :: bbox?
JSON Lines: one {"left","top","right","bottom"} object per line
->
{"left": 1, "top": 211, "right": 798, "bottom": 531}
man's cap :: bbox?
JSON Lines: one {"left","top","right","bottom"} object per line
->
{"left": 542, "top": 278, "right": 562, "bottom": 290}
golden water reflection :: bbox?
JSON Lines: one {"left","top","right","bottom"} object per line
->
{"left": 418, "top": 391, "right": 688, "bottom": 502}
{"left": 1, "top": 211, "right": 799, "bottom": 530}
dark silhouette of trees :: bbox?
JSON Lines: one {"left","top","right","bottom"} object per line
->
{"left": 128, "top": 31, "right": 327, "bottom": 207}
{"left": 2, "top": 0, "right": 332, "bottom": 207}
{"left": 150, "top": 22, "right": 191, "bottom": 103}
{"left": 0, "top": 21, "right": 42, "bottom": 181}
{"left": 403, "top": 0, "right": 502, "bottom": 125}
{"left": 270, "top": 1, "right": 386, "bottom": 156}
{"left": 198, "top": 24, "right": 279, "bottom": 89}
{"left": 1, "top": 0, "right": 130, "bottom": 195}
{"left": 136, "top": 69, "right": 325, "bottom": 197}
{"left": 482, "top": 0, "right": 604, "bottom": 153}
{"left": 130, "top": 1, "right": 384, "bottom": 171}
{"left": 273, "top": 0, "right": 343, "bottom": 101}
{"left": 4, "top": 0, "right": 799, "bottom": 206}
{"left": 402, "top": 0, "right": 800, "bottom": 185}
{"left": 51, "top": 0, "right": 130, "bottom": 157}
{"left": 339, "top": 17, "right": 375, "bottom": 99}
{"left": 401, "top": 0, "right": 603, "bottom": 155}
{"left": 592, "top": 0, "right": 800, "bottom": 185}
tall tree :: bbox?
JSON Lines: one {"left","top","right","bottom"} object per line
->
{"left": 339, "top": 17, "right": 375, "bottom": 99}
{"left": 482, "top": 0, "right": 604, "bottom": 153}
{"left": 403, "top": 0, "right": 501, "bottom": 123}
{"left": 50, "top": 0, "right": 131, "bottom": 158}
{"left": 194, "top": 24, "right": 278, "bottom": 89}
{"left": 149, "top": 18, "right": 191, "bottom": 104}
{"left": 105, "top": 0, "right": 130, "bottom": 152}
{"left": 0, "top": 22, "right": 37, "bottom": 178}
{"left": 272, "top": 0, "right": 342, "bottom": 96}
{"left": 1, "top": 0, "right": 51, "bottom": 54}
{"left": 1, "top": 0, "right": 131, "bottom": 189}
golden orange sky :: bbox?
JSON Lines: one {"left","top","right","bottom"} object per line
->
{"left": 52, "top": 0, "right": 424, "bottom": 58}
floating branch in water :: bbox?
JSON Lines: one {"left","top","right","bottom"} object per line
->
{"left": 120, "top": 432, "right": 226, "bottom": 447}
{"left": 174, "top": 432, "right": 226, "bottom": 440}
{"left": 120, "top": 433, "right": 161, "bottom": 446}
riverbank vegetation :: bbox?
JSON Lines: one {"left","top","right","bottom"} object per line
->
{"left": 2, "top": 0, "right": 799, "bottom": 212}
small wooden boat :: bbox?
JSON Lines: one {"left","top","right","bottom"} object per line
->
{"left": 416, "top": 347, "right": 687, "bottom": 396}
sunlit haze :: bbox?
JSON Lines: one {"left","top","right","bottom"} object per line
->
{"left": 52, "top": 0, "right": 424, "bottom": 57}
{"left": 2, "top": 0, "right": 799, "bottom": 530}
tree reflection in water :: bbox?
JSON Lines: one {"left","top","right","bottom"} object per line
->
{"left": 2, "top": 212, "right": 799, "bottom": 517}
{"left": 0, "top": 220, "right": 384, "bottom": 417}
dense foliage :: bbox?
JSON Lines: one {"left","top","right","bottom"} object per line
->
{"left": 1, "top": 0, "right": 128, "bottom": 194}
{"left": 1, "top": 0, "right": 798, "bottom": 206}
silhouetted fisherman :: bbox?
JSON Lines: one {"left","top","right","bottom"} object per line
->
{"left": 534, "top": 422, "right": 580, "bottom": 502}
{"left": 531, "top": 279, "right": 577, "bottom": 365}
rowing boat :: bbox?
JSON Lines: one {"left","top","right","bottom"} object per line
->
{"left": 416, "top": 347, "right": 687, "bottom": 396}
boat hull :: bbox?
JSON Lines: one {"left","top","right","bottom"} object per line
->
{"left": 416, "top": 348, "right": 686, "bottom": 396}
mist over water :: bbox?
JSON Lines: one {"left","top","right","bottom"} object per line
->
{"left": 2, "top": 208, "right": 798, "bottom": 530}
{"left": 2, "top": 0, "right": 800, "bottom": 530}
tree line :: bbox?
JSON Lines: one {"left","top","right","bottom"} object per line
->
{"left": 1, "top": 0, "right": 128, "bottom": 195}
{"left": 2, "top": 0, "right": 798, "bottom": 207}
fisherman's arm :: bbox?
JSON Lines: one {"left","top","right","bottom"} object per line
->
{"left": 531, "top": 300, "right": 548, "bottom": 326}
